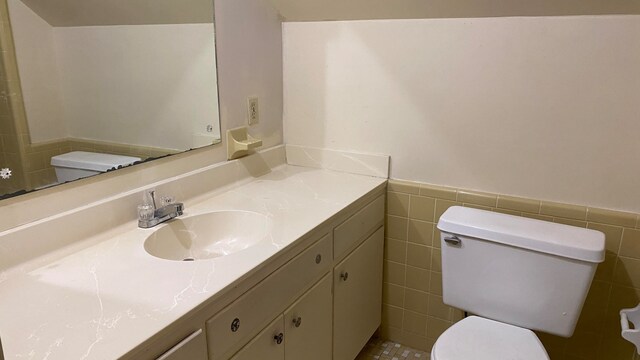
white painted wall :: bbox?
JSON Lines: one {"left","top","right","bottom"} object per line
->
{"left": 9, "top": 0, "right": 221, "bottom": 149}
{"left": 283, "top": 16, "right": 640, "bottom": 212}
{"left": 214, "top": 0, "right": 284, "bottom": 149}
{"left": 54, "top": 24, "right": 220, "bottom": 150}
{"left": 8, "top": 0, "right": 67, "bottom": 143}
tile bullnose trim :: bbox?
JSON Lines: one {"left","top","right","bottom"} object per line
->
{"left": 388, "top": 179, "right": 421, "bottom": 195}
{"left": 587, "top": 207, "right": 638, "bottom": 228}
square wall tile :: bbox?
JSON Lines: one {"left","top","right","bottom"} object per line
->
{"left": 426, "top": 317, "right": 450, "bottom": 339}
{"left": 620, "top": 229, "right": 640, "bottom": 259}
{"left": 384, "top": 237, "right": 407, "bottom": 263}
{"left": 409, "top": 196, "right": 436, "bottom": 222}
{"left": 408, "top": 220, "right": 434, "bottom": 246}
{"left": 406, "top": 243, "right": 432, "bottom": 270}
{"left": 588, "top": 223, "right": 623, "bottom": 254}
{"left": 404, "top": 288, "right": 428, "bottom": 315}
{"left": 613, "top": 256, "right": 640, "bottom": 288}
{"left": 403, "top": 310, "right": 427, "bottom": 336}
{"left": 405, "top": 266, "right": 431, "bottom": 293}
{"left": 383, "top": 282, "right": 405, "bottom": 307}
{"left": 429, "top": 271, "right": 443, "bottom": 295}
{"left": 594, "top": 252, "right": 616, "bottom": 282}
{"left": 386, "top": 215, "right": 408, "bottom": 240}
{"left": 382, "top": 304, "right": 404, "bottom": 329}
{"left": 564, "top": 330, "right": 601, "bottom": 360}
{"left": 387, "top": 191, "right": 410, "bottom": 217}
{"left": 428, "top": 294, "right": 452, "bottom": 321}
{"left": 384, "top": 260, "right": 406, "bottom": 286}
{"left": 431, "top": 249, "right": 442, "bottom": 272}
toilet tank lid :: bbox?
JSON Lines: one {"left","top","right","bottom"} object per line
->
{"left": 438, "top": 206, "right": 605, "bottom": 263}
{"left": 51, "top": 151, "right": 141, "bottom": 172}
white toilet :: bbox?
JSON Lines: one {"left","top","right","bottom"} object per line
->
{"left": 50, "top": 151, "right": 141, "bottom": 183}
{"left": 432, "top": 206, "right": 605, "bottom": 360}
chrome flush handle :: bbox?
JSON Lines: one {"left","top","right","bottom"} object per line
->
{"left": 444, "top": 235, "right": 462, "bottom": 246}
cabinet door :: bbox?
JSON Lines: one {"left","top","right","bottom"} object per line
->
{"left": 156, "top": 329, "right": 207, "bottom": 360}
{"left": 284, "top": 274, "right": 332, "bottom": 360}
{"left": 333, "top": 227, "right": 384, "bottom": 360}
{"left": 230, "top": 315, "right": 284, "bottom": 360}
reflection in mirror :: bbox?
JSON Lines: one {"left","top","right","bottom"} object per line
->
{"left": 0, "top": 0, "right": 220, "bottom": 199}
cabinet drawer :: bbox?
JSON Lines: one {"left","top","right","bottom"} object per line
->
{"left": 157, "top": 329, "right": 207, "bottom": 360}
{"left": 334, "top": 195, "right": 384, "bottom": 259}
{"left": 206, "top": 233, "right": 332, "bottom": 359}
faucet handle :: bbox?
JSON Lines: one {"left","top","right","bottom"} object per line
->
{"left": 146, "top": 190, "right": 158, "bottom": 210}
{"left": 160, "top": 195, "right": 175, "bottom": 206}
{"left": 137, "top": 204, "right": 155, "bottom": 221}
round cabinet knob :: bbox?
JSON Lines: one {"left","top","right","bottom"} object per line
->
{"left": 292, "top": 316, "right": 302, "bottom": 328}
{"left": 274, "top": 333, "right": 284, "bottom": 345}
{"left": 315, "top": 254, "right": 322, "bottom": 264}
{"left": 230, "top": 318, "right": 240, "bottom": 332}
{"left": 340, "top": 272, "right": 349, "bottom": 281}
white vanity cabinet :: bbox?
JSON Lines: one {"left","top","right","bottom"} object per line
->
{"left": 151, "top": 192, "right": 385, "bottom": 360}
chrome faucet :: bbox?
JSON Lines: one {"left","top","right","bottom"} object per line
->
{"left": 138, "top": 190, "right": 184, "bottom": 228}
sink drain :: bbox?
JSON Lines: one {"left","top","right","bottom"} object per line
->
{"left": 182, "top": 257, "right": 195, "bottom": 262}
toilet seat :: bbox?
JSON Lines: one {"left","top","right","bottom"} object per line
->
{"left": 431, "top": 316, "right": 550, "bottom": 360}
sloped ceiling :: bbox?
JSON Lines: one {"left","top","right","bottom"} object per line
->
{"left": 19, "top": 0, "right": 213, "bottom": 26}
{"left": 269, "top": 0, "right": 640, "bottom": 21}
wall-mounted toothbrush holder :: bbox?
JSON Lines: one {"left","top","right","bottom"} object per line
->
{"left": 226, "top": 126, "right": 262, "bottom": 160}
{"left": 620, "top": 304, "right": 640, "bottom": 354}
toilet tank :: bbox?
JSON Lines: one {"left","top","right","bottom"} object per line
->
{"left": 51, "top": 151, "right": 141, "bottom": 183}
{"left": 437, "top": 206, "right": 605, "bottom": 337}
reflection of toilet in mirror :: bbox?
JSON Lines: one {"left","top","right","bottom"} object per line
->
{"left": 50, "top": 151, "right": 140, "bottom": 183}
{"left": 432, "top": 206, "right": 605, "bottom": 360}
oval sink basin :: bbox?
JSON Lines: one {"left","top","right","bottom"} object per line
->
{"left": 143, "top": 211, "right": 271, "bottom": 261}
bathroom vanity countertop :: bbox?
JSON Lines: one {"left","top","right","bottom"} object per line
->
{"left": 0, "top": 165, "right": 386, "bottom": 360}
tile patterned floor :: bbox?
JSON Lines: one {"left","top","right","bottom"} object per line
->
{"left": 356, "top": 337, "right": 429, "bottom": 360}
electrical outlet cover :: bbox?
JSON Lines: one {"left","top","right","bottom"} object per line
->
{"left": 247, "top": 97, "right": 259, "bottom": 125}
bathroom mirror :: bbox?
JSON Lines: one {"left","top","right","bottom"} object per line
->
{"left": 0, "top": 0, "right": 221, "bottom": 199}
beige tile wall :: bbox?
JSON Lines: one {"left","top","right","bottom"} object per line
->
{"left": 383, "top": 179, "right": 640, "bottom": 359}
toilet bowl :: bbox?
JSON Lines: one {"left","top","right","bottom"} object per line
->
{"left": 51, "top": 151, "right": 141, "bottom": 183}
{"left": 430, "top": 316, "right": 548, "bottom": 360}
{"left": 433, "top": 206, "right": 605, "bottom": 359}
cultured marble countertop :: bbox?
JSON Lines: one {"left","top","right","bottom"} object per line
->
{"left": 0, "top": 165, "right": 386, "bottom": 360}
